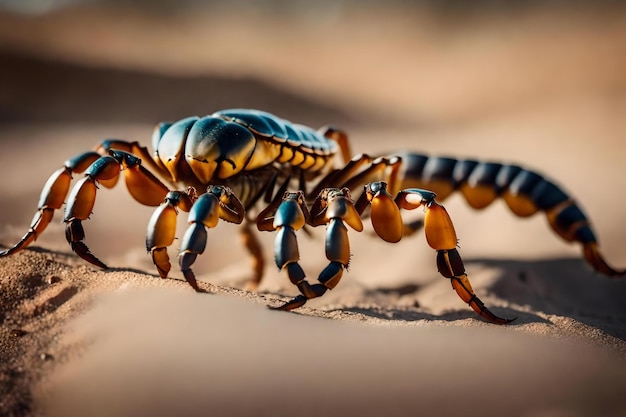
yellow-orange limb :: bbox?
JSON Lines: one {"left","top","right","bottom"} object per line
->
{"left": 123, "top": 164, "right": 170, "bottom": 206}
{"left": 64, "top": 170, "right": 111, "bottom": 269}
{"left": 145, "top": 190, "right": 195, "bottom": 278}
{"left": 0, "top": 208, "right": 55, "bottom": 257}
{"left": 216, "top": 188, "right": 246, "bottom": 225}
{"left": 370, "top": 189, "right": 403, "bottom": 243}
{"left": 65, "top": 177, "right": 98, "bottom": 221}
{"left": 341, "top": 156, "right": 402, "bottom": 197}
{"left": 438, "top": 249, "right": 515, "bottom": 324}
{"left": 319, "top": 126, "right": 352, "bottom": 164}
{"left": 1, "top": 150, "right": 107, "bottom": 258}
{"left": 423, "top": 199, "right": 514, "bottom": 324}
{"left": 355, "top": 182, "right": 403, "bottom": 243}
{"left": 0, "top": 167, "right": 73, "bottom": 257}
{"left": 312, "top": 154, "right": 402, "bottom": 198}
{"left": 312, "top": 154, "right": 375, "bottom": 196}
{"left": 146, "top": 197, "right": 179, "bottom": 278}
{"left": 62, "top": 151, "right": 171, "bottom": 270}
{"left": 424, "top": 202, "right": 458, "bottom": 250}
{"left": 95, "top": 139, "right": 172, "bottom": 185}
{"left": 450, "top": 275, "right": 514, "bottom": 325}
{"left": 240, "top": 222, "right": 265, "bottom": 290}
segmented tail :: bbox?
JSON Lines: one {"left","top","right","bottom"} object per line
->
{"left": 397, "top": 152, "right": 624, "bottom": 277}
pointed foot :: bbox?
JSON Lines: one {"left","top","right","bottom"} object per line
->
{"left": 245, "top": 280, "right": 259, "bottom": 292}
{"left": 0, "top": 209, "right": 55, "bottom": 258}
{"left": 450, "top": 275, "right": 515, "bottom": 325}
{"left": 0, "top": 235, "right": 34, "bottom": 258}
{"left": 70, "top": 242, "right": 108, "bottom": 269}
{"left": 478, "top": 308, "right": 517, "bottom": 325}
{"left": 181, "top": 268, "right": 206, "bottom": 293}
{"left": 583, "top": 243, "right": 625, "bottom": 277}
{"left": 269, "top": 295, "right": 307, "bottom": 311}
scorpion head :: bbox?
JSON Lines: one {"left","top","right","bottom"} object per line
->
{"left": 185, "top": 118, "right": 257, "bottom": 183}
{"left": 154, "top": 116, "right": 257, "bottom": 184}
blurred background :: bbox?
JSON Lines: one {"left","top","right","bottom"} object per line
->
{"left": 1, "top": 0, "right": 625, "bottom": 126}
{"left": 0, "top": 0, "right": 625, "bottom": 292}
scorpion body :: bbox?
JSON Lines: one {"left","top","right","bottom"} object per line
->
{"left": 1, "top": 109, "right": 623, "bottom": 324}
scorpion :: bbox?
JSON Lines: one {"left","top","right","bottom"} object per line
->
{"left": 1, "top": 109, "right": 623, "bottom": 324}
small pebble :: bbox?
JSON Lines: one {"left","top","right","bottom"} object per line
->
{"left": 10, "top": 329, "right": 28, "bottom": 337}
{"left": 40, "top": 353, "right": 54, "bottom": 361}
{"left": 46, "top": 275, "right": 62, "bottom": 284}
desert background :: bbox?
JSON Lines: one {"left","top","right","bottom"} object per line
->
{"left": 1, "top": 1, "right": 626, "bottom": 416}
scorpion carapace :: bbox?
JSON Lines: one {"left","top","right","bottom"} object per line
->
{"left": 1, "top": 108, "right": 623, "bottom": 324}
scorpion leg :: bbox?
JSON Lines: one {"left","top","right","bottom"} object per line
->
{"left": 65, "top": 151, "right": 170, "bottom": 268}
{"left": 146, "top": 190, "right": 195, "bottom": 278}
{"left": 355, "top": 181, "right": 404, "bottom": 242}
{"left": 318, "top": 126, "right": 352, "bottom": 164}
{"left": 96, "top": 138, "right": 172, "bottom": 184}
{"left": 313, "top": 153, "right": 402, "bottom": 197}
{"left": 394, "top": 186, "right": 515, "bottom": 324}
{"left": 240, "top": 221, "right": 265, "bottom": 290}
{"left": 271, "top": 188, "right": 363, "bottom": 311}
{"left": 259, "top": 191, "right": 309, "bottom": 309}
{"left": 234, "top": 175, "right": 293, "bottom": 290}
{"left": 178, "top": 186, "right": 244, "bottom": 291}
{"left": 0, "top": 151, "right": 101, "bottom": 258}
{"left": 64, "top": 155, "right": 122, "bottom": 268}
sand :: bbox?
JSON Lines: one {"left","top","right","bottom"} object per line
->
{"left": 1, "top": 4, "right": 626, "bottom": 417}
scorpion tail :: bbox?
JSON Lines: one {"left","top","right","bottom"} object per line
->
{"left": 583, "top": 243, "right": 625, "bottom": 277}
{"left": 398, "top": 153, "right": 624, "bottom": 277}
{"left": 503, "top": 170, "right": 625, "bottom": 277}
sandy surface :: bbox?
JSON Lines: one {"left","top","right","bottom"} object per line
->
{"left": 1, "top": 4, "right": 626, "bottom": 417}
